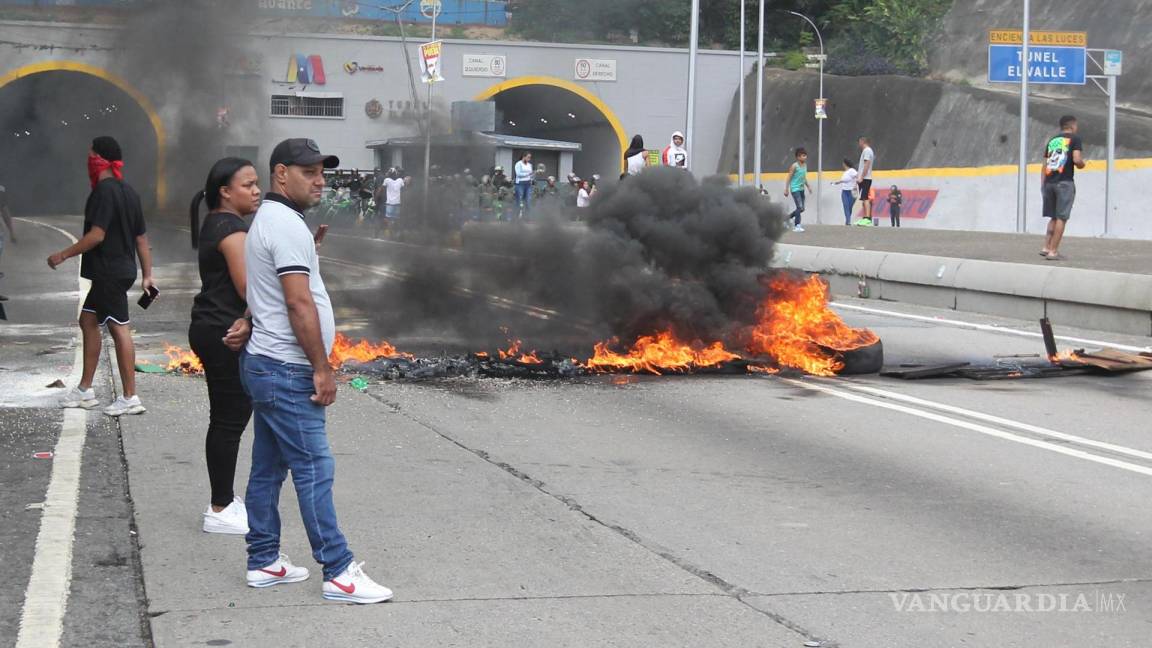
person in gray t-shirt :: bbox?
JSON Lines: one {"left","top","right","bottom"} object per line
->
{"left": 239, "top": 138, "right": 393, "bottom": 604}
{"left": 857, "top": 136, "right": 876, "bottom": 224}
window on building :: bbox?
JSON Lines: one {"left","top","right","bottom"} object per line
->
{"left": 270, "top": 93, "right": 344, "bottom": 119}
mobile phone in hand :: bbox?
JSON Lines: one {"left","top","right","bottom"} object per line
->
{"left": 137, "top": 286, "right": 160, "bottom": 309}
{"left": 314, "top": 224, "right": 329, "bottom": 245}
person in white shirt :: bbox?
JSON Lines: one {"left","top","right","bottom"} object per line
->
{"left": 857, "top": 136, "right": 876, "bottom": 223}
{"left": 576, "top": 180, "right": 592, "bottom": 208}
{"left": 624, "top": 135, "right": 647, "bottom": 176}
{"left": 513, "top": 152, "right": 534, "bottom": 217}
{"left": 833, "top": 158, "right": 859, "bottom": 225}
{"left": 661, "top": 131, "right": 689, "bottom": 169}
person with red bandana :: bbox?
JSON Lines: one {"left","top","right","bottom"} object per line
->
{"left": 47, "top": 136, "right": 154, "bottom": 416}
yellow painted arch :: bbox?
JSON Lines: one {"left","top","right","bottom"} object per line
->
{"left": 474, "top": 75, "right": 629, "bottom": 172}
{"left": 0, "top": 60, "right": 167, "bottom": 206}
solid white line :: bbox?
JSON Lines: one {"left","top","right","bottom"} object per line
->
{"left": 15, "top": 218, "right": 89, "bottom": 648}
{"left": 833, "top": 302, "right": 1152, "bottom": 353}
{"left": 833, "top": 381, "right": 1152, "bottom": 462}
{"left": 776, "top": 377, "right": 1152, "bottom": 478}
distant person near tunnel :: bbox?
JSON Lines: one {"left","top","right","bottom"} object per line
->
{"left": 625, "top": 135, "right": 648, "bottom": 176}
{"left": 785, "top": 148, "right": 811, "bottom": 233}
{"left": 1040, "top": 115, "right": 1085, "bottom": 261}
{"left": 514, "top": 151, "right": 534, "bottom": 218}
{"left": 49, "top": 136, "right": 154, "bottom": 417}
{"left": 662, "top": 131, "right": 689, "bottom": 170}
{"left": 856, "top": 136, "right": 876, "bottom": 225}
{"left": 833, "top": 158, "right": 859, "bottom": 226}
{"left": 887, "top": 185, "right": 903, "bottom": 227}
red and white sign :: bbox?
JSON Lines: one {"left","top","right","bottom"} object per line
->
{"left": 869, "top": 188, "right": 939, "bottom": 220}
{"left": 462, "top": 54, "right": 506, "bottom": 78}
{"left": 574, "top": 58, "right": 616, "bottom": 82}
{"left": 420, "top": 40, "right": 444, "bottom": 83}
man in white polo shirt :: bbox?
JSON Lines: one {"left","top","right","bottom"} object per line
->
{"left": 240, "top": 138, "right": 392, "bottom": 604}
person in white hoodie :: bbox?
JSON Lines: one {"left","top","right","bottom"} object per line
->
{"left": 662, "top": 131, "right": 689, "bottom": 169}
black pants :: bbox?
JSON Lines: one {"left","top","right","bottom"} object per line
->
{"left": 189, "top": 322, "right": 252, "bottom": 508}
{"left": 890, "top": 206, "right": 901, "bottom": 227}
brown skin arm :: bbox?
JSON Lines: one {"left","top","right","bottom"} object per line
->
{"left": 1072, "top": 149, "right": 1085, "bottom": 169}
{"left": 280, "top": 273, "right": 336, "bottom": 405}
{"left": 136, "top": 234, "right": 156, "bottom": 294}
{"left": 48, "top": 226, "right": 105, "bottom": 269}
{"left": 218, "top": 231, "right": 251, "bottom": 351}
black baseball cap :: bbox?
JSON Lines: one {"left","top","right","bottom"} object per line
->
{"left": 269, "top": 138, "right": 340, "bottom": 173}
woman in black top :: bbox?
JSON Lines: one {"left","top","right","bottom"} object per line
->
{"left": 188, "top": 157, "right": 261, "bottom": 535}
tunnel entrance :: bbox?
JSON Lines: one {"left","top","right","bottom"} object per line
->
{"left": 478, "top": 79, "right": 625, "bottom": 181}
{"left": 0, "top": 68, "right": 159, "bottom": 214}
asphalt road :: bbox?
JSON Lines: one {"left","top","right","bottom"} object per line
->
{"left": 3, "top": 215, "right": 1151, "bottom": 648}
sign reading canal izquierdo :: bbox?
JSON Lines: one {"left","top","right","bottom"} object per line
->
{"left": 987, "top": 29, "right": 1087, "bottom": 85}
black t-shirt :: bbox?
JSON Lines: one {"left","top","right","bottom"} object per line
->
{"left": 191, "top": 211, "right": 248, "bottom": 330}
{"left": 80, "top": 179, "right": 146, "bottom": 280}
{"left": 1043, "top": 132, "right": 1083, "bottom": 183}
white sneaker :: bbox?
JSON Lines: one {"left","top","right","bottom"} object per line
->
{"left": 60, "top": 387, "right": 99, "bottom": 410}
{"left": 793, "top": 225, "right": 805, "bottom": 232}
{"left": 203, "top": 497, "right": 249, "bottom": 535}
{"left": 246, "top": 553, "right": 310, "bottom": 588}
{"left": 103, "top": 395, "right": 146, "bottom": 416}
{"left": 322, "top": 562, "right": 393, "bottom": 604}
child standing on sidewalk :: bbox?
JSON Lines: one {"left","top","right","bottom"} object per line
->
{"left": 784, "top": 148, "right": 811, "bottom": 233}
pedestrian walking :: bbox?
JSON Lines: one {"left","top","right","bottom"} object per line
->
{"left": 0, "top": 182, "right": 16, "bottom": 303}
{"left": 1040, "top": 115, "right": 1084, "bottom": 261}
{"left": 624, "top": 135, "right": 647, "bottom": 176}
{"left": 856, "top": 136, "right": 875, "bottom": 225}
{"left": 188, "top": 157, "right": 262, "bottom": 535}
{"left": 513, "top": 151, "right": 534, "bottom": 218}
{"left": 240, "top": 138, "right": 392, "bottom": 604}
{"left": 50, "top": 136, "right": 153, "bottom": 416}
{"left": 887, "top": 185, "right": 903, "bottom": 227}
{"left": 662, "top": 131, "right": 689, "bottom": 169}
{"left": 784, "top": 147, "right": 811, "bottom": 232}
{"left": 832, "top": 158, "right": 859, "bottom": 225}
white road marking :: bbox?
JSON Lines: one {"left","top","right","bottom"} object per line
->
{"left": 833, "top": 302, "right": 1152, "bottom": 353}
{"left": 776, "top": 377, "right": 1152, "bottom": 478}
{"left": 15, "top": 218, "right": 89, "bottom": 648}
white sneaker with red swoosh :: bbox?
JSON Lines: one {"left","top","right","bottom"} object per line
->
{"left": 246, "top": 553, "right": 310, "bottom": 588}
{"left": 322, "top": 562, "right": 393, "bottom": 604}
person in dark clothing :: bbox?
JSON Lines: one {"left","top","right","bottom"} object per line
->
{"left": 887, "top": 185, "right": 903, "bottom": 227}
{"left": 189, "top": 157, "right": 263, "bottom": 535}
{"left": 49, "top": 136, "right": 154, "bottom": 416}
{"left": 624, "top": 135, "right": 647, "bottom": 176}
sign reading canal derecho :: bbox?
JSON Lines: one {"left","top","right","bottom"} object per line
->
{"left": 574, "top": 58, "right": 617, "bottom": 82}
{"left": 988, "top": 29, "right": 1087, "bottom": 85}
{"left": 462, "top": 54, "right": 506, "bottom": 78}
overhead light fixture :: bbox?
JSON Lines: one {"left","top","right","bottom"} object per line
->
{"left": 508, "top": 120, "right": 516, "bottom": 126}
{"left": 568, "top": 113, "right": 576, "bottom": 119}
{"left": 540, "top": 118, "right": 548, "bottom": 124}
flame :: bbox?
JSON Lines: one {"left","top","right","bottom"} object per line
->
{"left": 497, "top": 337, "right": 543, "bottom": 364}
{"left": 1049, "top": 349, "right": 1079, "bottom": 363}
{"left": 328, "top": 332, "right": 411, "bottom": 368}
{"left": 584, "top": 332, "right": 742, "bottom": 375}
{"left": 164, "top": 345, "right": 204, "bottom": 374}
{"left": 746, "top": 274, "right": 879, "bottom": 376}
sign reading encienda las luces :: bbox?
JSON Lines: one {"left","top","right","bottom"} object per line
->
{"left": 988, "top": 45, "right": 1086, "bottom": 85}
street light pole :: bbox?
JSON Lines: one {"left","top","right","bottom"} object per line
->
{"left": 686, "top": 0, "right": 700, "bottom": 172}
{"left": 738, "top": 0, "right": 746, "bottom": 186}
{"left": 422, "top": 2, "right": 439, "bottom": 207}
{"left": 788, "top": 10, "right": 824, "bottom": 225}
{"left": 1016, "top": 0, "right": 1031, "bottom": 233}
{"left": 752, "top": 0, "right": 765, "bottom": 191}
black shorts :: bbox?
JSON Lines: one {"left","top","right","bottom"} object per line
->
{"left": 858, "top": 179, "right": 874, "bottom": 200}
{"left": 81, "top": 277, "right": 135, "bottom": 326}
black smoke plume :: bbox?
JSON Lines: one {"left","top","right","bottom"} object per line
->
{"left": 379, "top": 168, "right": 788, "bottom": 351}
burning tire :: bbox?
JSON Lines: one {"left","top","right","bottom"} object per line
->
{"left": 828, "top": 339, "right": 884, "bottom": 375}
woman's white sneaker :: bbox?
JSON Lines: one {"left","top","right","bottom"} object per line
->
{"left": 246, "top": 553, "right": 309, "bottom": 588}
{"left": 322, "top": 562, "right": 393, "bottom": 604}
{"left": 103, "top": 395, "right": 146, "bottom": 416}
{"left": 203, "top": 497, "right": 249, "bottom": 535}
{"left": 60, "top": 387, "right": 99, "bottom": 409}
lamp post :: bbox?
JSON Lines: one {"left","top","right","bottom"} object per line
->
{"left": 686, "top": 0, "right": 700, "bottom": 172}
{"left": 738, "top": 0, "right": 746, "bottom": 186}
{"left": 1016, "top": 0, "right": 1031, "bottom": 233}
{"left": 752, "top": 0, "right": 765, "bottom": 191}
{"left": 787, "top": 10, "right": 824, "bottom": 225}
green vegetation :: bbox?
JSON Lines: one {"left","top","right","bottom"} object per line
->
{"left": 509, "top": 0, "right": 952, "bottom": 76}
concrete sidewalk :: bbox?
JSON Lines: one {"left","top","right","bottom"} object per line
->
{"left": 774, "top": 226, "right": 1152, "bottom": 337}
{"left": 780, "top": 226, "right": 1152, "bottom": 275}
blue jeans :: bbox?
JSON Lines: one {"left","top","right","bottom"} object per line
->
{"left": 239, "top": 351, "right": 353, "bottom": 580}
{"left": 514, "top": 181, "right": 532, "bottom": 214}
{"left": 841, "top": 190, "right": 855, "bottom": 225}
{"left": 789, "top": 191, "right": 806, "bottom": 226}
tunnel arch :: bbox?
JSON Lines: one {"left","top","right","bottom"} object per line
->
{"left": 475, "top": 76, "right": 629, "bottom": 175}
{"left": 0, "top": 60, "right": 167, "bottom": 209}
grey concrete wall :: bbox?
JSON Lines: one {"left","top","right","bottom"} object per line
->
{"left": 0, "top": 21, "right": 753, "bottom": 175}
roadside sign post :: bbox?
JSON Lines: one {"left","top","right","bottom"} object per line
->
{"left": 420, "top": 0, "right": 442, "bottom": 209}
{"left": 1087, "top": 48, "right": 1123, "bottom": 236}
